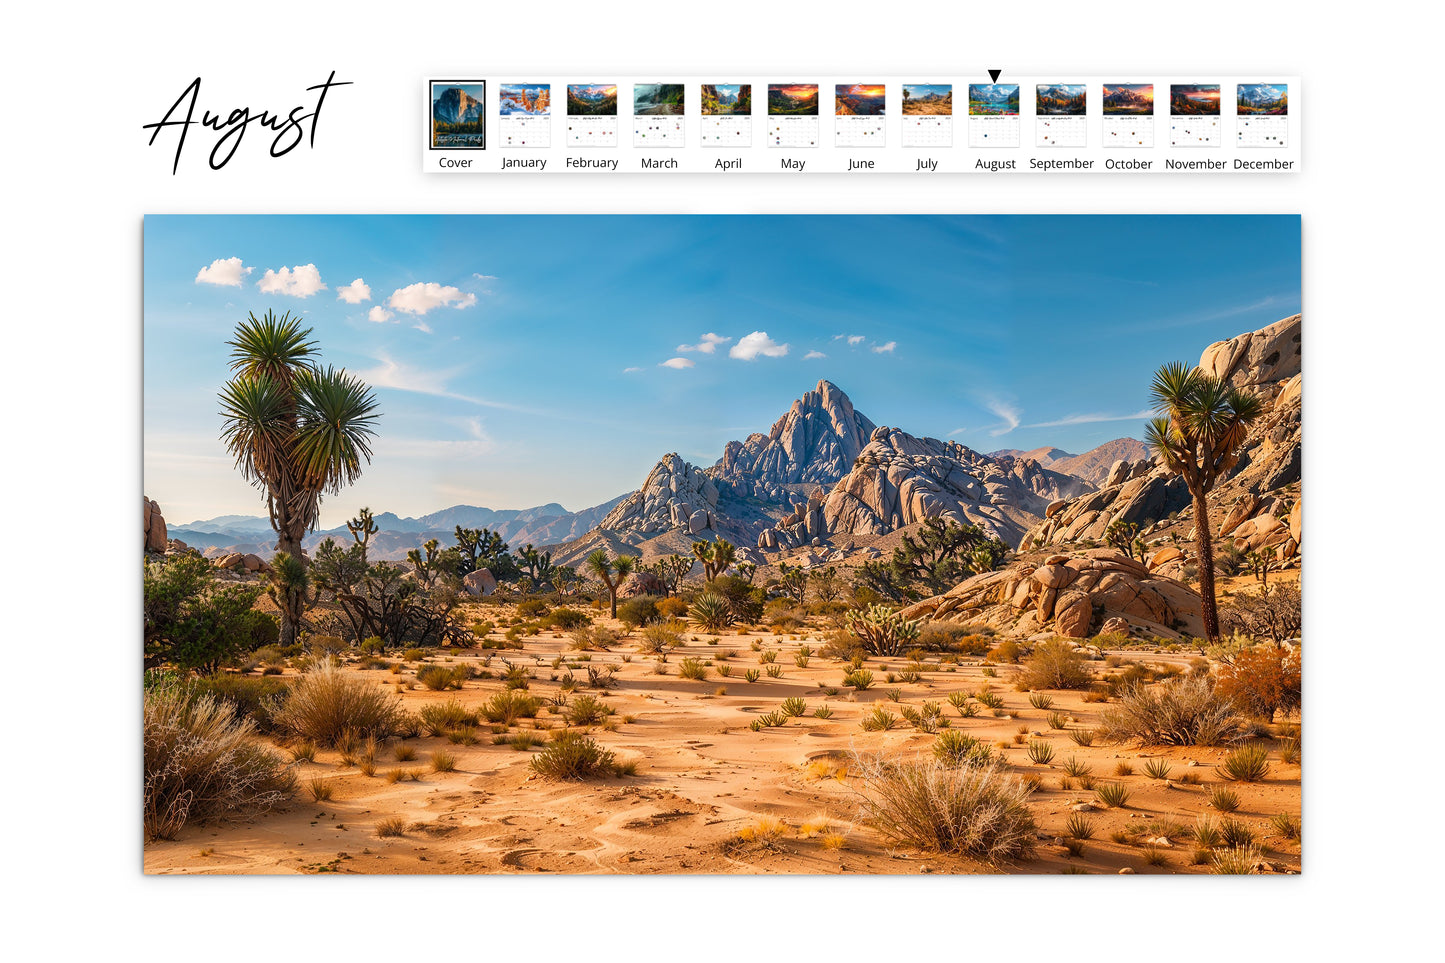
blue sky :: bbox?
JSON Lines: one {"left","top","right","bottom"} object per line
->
{"left": 144, "top": 215, "right": 1300, "bottom": 528}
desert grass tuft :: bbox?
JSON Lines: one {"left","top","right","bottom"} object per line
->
{"left": 1065, "top": 812, "right": 1096, "bottom": 840}
{"left": 1221, "top": 742, "right": 1270, "bottom": 782}
{"left": 1026, "top": 740, "right": 1056, "bottom": 765}
{"left": 1210, "top": 844, "right": 1263, "bottom": 874}
{"left": 430, "top": 749, "right": 458, "bottom": 773}
{"left": 374, "top": 816, "right": 408, "bottom": 838}
{"left": 1208, "top": 785, "right": 1242, "bottom": 813}
{"left": 1142, "top": 758, "right": 1173, "bottom": 780}
{"left": 1095, "top": 782, "right": 1131, "bottom": 808}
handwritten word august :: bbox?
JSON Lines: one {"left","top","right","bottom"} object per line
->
{"left": 142, "top": 72, "right": 352, "bottom": 174}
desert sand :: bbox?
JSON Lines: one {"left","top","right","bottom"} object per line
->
{"left": 145, "top": 573, "right": 1301, "bottom": 876}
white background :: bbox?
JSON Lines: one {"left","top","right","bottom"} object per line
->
{"left": 2, "top": 1, "right": 1438, "bottom": 959}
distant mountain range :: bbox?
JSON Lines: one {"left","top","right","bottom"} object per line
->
{"left": 990, "top": 438, "right": 1150, "bottom": 487}
{"left": 173, "top": 383, "right": 1148, "bottom": 567}
{"left": 174, "top": 496, "right": 627, "bottom": 561}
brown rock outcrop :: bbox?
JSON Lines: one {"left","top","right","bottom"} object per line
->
{"left": 144, "top": 497, "right": 168, "bottom": 553}
{"left": 811, "top": 427, "right": 1090, "bottom": 548}
{"left": 900, "top": 548, "right": 1204, "bottom": 640}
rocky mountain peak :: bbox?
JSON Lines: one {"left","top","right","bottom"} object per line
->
{"left": 597, "top": 453, "right": 721, "bottom": 536}
{"left": 713, "top": 379, "right": 877, "bottom": 500}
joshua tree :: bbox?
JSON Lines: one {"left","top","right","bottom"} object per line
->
{"left": 811, "top": 565, "right": 841, "bottom": 603}
{"left": 519, "top": 544, "right": 555, "bottom": 582}
{"left": 219, "top": 311, "right": 380, "bottom": 644}
{"left": 1105, "top": 519, "right": 1143, "bottom": 561}
{"left": 1145, "top": 361, "right": 1263, "bottom": 641}
{"left": 652, "top": 554, "right": 696, "bottom": 596}
{"left": 586, "top": 549, "right": 636, "bottom": 619}
{"left": 777, "top": 562, "right": 808, "bottom": 605}
{"left": 346, "top": 506, "right": 380, "bottom": 565}
{"left": 266, "top": 551, "right": 313, "bottom": 642}
{"left": 692, "top": 539, "right": 736, "bottom": 582}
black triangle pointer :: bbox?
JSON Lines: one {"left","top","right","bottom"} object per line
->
{"left": 988, "top": 69, "right": 1002, "bottom": 82}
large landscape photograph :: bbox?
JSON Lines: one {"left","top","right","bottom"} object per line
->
{"left": 143, "top": 215, "right": 1303, "bottom": 875}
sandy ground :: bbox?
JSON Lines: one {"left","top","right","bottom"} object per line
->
{"left": 145, "top": 606, "right": 1302, "bottom": 876}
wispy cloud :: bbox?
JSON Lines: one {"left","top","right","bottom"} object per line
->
{"left": 803, "top": 350, "right": 826, "bottom": 360}
{"left": 678, "top": 332, "right": 731, "bottom": 354}
{"left": 1115, "top": 294, "right": 1297, "bottom": 335}
{"left": 1025, "top": 409, "right": 1153, "bottom": 428}
{"left": 622, "top": 366, "right": 642, "bottom": 374}
{"left": 947, "top": 427, "right": 969, "bottom": 437}
{"left": 195, "top": 256, "right": 251, "bottom": 287}
{"left": 351, "top": 355, "right": 528, "bottom": 411}
{"left": 871, "top": 341, "right": 897, "bottom": 354}
{"left": 730, "top": 331, "right": 789, "bottom": 360}
{"left": 660, "top": 357, "right": 695, "bottom": 369}
{"left": 986, "top": 399, "right": 1021, "bottom": 436}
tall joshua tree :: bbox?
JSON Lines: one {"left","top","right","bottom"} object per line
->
{"left": 586, "top": 549, "right": 635, "bottom": 620}
{"left": 347, "top": 506, "right": 380, "bottom": 565}
{"left": 692, "top": 539, "right": 736, "bottom": 582}
{"left": 1145, "top": 361, "right": 1263, "bottom": 642}
{"left": 219, "top": 310, "right": 380, "bottom": 643}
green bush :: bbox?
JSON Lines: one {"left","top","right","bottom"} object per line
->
{"left": 550, "top": 607, "right": 591, "bottom": 630}
{"left": 516, "top": 599, "right": 550, "bottom": 619}
{"left": 617, "top": 596, "right": 661, "bottom": 629}
{"left": 144, "top": 554, "right": 277, "bottom": 673}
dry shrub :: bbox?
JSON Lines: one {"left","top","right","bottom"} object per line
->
{"left": 530, "top": 732, "right": 633, "bottom": 779}
{"left": 848, "top": 751, "right": 1037, "bottom": 862}
{"left": 144, "top": 684, "right": 295, "bottom": 841}
{"left": 1098, "top": 675, "right": 1247, "bottom": 747}
{"left": 271, "top": 662, "right": 405, "bottom": 746}
{"left": 1015, "top": 639, "right": 1092, "bottom": 690}
{"left": 1216, "top": 645, "right": 1301, "bottom": 721}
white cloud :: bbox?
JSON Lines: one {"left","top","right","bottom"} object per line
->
{"left": 258, "top": 263, "right": 326, "bottom": 298}
{"left": 847, "top": 335, "right": 865, "bottom": 346}
{"left": 730, "top": 331, "right": 789, "bottom": 360}
{"left": 387, "top": 282, "right": 478, "bottom": 316}
{"left": 368, "top": 306, "right": 394, "bottom": 323}
{"left": 336, "top": 278, "right": 371, "bottom": 303}
{"left": 660, "top": 357, "right": 695, "bottom": 369}
{"left": 412, "top": 320, "right": 433, "bottom": 334}
{"left": 803, "top": 350, "right": 827, "bottom": 360}
{"left": 1026, "top": 409, "right": 1153, "bottom": 429}
{"left": 871, "top": 341, "right": 897, "bottom": 354}
{"left": 987, "top": 400, "right": 1021, "bottom": 436}
{"left": 947, "top": 427, "right": 968, "bottom": 437}
{"left": 472, "top": 273, "right": 499, "bottom": 281}
{"left": 678, "top": 332, "right": 732, "bottom": 354}
{"left": 622, "top": 366, "right": 643, "bottom": 374}
{"left": 195, "top": 257, "right": 251, "bottom": 287}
